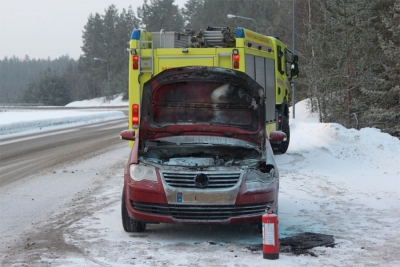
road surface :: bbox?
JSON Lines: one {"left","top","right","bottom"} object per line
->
{"left": 0, "top": 116, "right": 128, "bottom": 257}
{"left": 0, "top": 117, "right": 127, "bottom": 187}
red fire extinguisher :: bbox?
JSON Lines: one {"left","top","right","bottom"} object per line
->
{"left": 262, "top": 210, "right": 279, "bottom": 260}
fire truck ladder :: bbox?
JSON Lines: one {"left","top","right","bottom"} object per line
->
{"left": 137, "top": 39, "right": 154, "bottom": 76}
{"left": 203, "top": 30, "right": 225, "bottom": 47}
{"left": 203, "top": 27, "right": 234, "bottom": 68}
{"left": 203, "top": 26, "right": 235, "bottom": 47}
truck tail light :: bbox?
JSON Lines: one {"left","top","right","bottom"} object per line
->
{"left": 133, "top": 55, "right": 139, "bottom": 70}
{"left": 233, "top": 49, "right": 239, "bottom": 69}
{"left": 132, "top": 104, "right": 139, "bottom": 128}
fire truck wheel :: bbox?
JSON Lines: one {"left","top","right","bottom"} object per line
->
{"left": 121, "top": 191, "right": 147, "bottom": 232}
{"left": 280, "top": 115, "right": 290, "bottom": 154}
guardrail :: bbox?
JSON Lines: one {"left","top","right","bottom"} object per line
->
{"left": 0, "top": 103, "right": 44, "bottom": 106}
{"left": 0, "top": 105, "right": 128, "bottom": 110}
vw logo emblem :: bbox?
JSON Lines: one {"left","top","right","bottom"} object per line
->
{"left": 194, "top": 173, "right": 209, "bottom": 188}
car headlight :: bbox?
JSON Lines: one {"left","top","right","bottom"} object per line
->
{"left": 246, "top": 168, "right": 275, "bottom": 184}
{"left": 129, "top": 164, "right": 158, "bottom": 182}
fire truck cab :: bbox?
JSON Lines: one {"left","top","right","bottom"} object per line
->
{"left": 128, "top": 26, "right": 299, "bottom": 154}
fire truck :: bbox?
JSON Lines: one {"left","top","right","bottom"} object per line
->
{"left": 128, "top": 26, "right": 299, "bottom": 154}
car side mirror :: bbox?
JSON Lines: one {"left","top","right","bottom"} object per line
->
{"left": 120, "top": 130, "right": 136, "bottom": 141}
{"left": 269, "top": 131, "right": 287, "bottom": 142}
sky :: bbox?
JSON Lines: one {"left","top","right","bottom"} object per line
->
{"left": 0, "top": 0, "right": 187, "bottom": 60}
{"left": 1, "top": 98, "right": 399, "bottom": 266}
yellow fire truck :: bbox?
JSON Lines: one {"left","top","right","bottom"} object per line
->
{"left": 128, "top": 26, "right": 299, "bottom": 153}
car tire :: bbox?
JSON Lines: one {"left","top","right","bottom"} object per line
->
{"left": 121, "top": 191, "right": 146, "bottom": 232}
{"left": 279, "top": 115, "right": 290, "bottom": 154}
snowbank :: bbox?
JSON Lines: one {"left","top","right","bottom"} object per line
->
{"left": 65, "top": 94, "right": 128, "bottom": 107}
{"left": 0, "top": 94, "right": 127, "bottom": 136}
{"left": 0, "top": 109, "right": 125, "bottom": 136}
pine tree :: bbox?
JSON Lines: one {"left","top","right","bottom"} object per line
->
{"left": 101, "top": 5, "right": 119, "bottom": 98}
{"left": 181, "top": 0, "right": 205, "bottom": 30}
{"left": 363, "top": 0, "right": 400, "bottom": 136}
{"left": 63, "top": 62, "right": 82, "bottom": 101}
{"left": 114, "top": 7, "right": 140, "bottom": 98}
{"left": 79, "top": 5, "right": 140, "bottom": 99}
{"left": 21, "top": 68, "right": 70, "bottom": 106}
{"left": 198, "top": 0, "right": 242, "bottom": 30}
{"left": 80, "top": 13, "right": 105, "bottom": 81}
{"left": 303, "top": 0, "right": 383, "bottom": 128}
{"left": 137, "top": 0, "right": 184, "bottom": 32}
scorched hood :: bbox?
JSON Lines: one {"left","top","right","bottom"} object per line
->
{"left": 139, "top": 66, "right": 266, "bottom": 146}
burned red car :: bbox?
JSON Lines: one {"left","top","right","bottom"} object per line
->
{"left": 120, "top": 67, "right": 285, "bottom": 232}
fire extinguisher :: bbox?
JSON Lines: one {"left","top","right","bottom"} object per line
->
{"left": 262, "top": 210, "right": 279, "bottom": 260}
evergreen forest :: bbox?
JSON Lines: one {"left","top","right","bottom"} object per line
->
{"left": 0, "top": 0, "right": 398, "bottom": 137}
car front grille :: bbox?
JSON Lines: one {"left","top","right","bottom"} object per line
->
{"left": 162, "top": 171, "right": 242, "bottom": 188}
{"left": 131, "top": 201, "right": 272, "bottom": 220}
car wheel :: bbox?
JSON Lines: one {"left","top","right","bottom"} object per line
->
{"left": 279, "top": 115, "right": 290, "bottom": 154}
{"left": 121, "top": 191, "right": 146, "bottom": 232}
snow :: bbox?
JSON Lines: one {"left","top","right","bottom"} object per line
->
{"left": 65, "top": 94, "right": 127, "bottom": 107}
{"left": 0, "top": 95, "right": 128, "bottom": 136}
{"left": 1, "top": 97, "right": 400, "bottom": 266}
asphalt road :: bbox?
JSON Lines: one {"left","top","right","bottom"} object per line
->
{"left": 0, "top": 117, "right": 127, "bottom": 188}
{"left": 0, "top": 116, "right": 129, "bottom": 255}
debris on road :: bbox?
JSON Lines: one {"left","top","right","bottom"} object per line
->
{"left": 246, "top": 232, "right": 335, "bottom": 257}
{"left": 279, "top": 232, "right": 335, "bottom": 256}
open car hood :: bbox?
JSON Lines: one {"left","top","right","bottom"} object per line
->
{"left": 139, "top": 67, "right": 266, "bottom": 146}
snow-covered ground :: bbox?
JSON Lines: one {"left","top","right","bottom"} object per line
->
{"left": 1, "top": 97, "right": 399, "bottom": 266}
{"left": 0, "top": 95, "right": 128, "bottom": 136}
{"left": 65, "top": 94, "right": 128, "bottom": 108}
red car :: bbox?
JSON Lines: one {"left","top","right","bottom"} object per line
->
{"left": 120, "top": 67, "right": 285, "bottom": 232}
